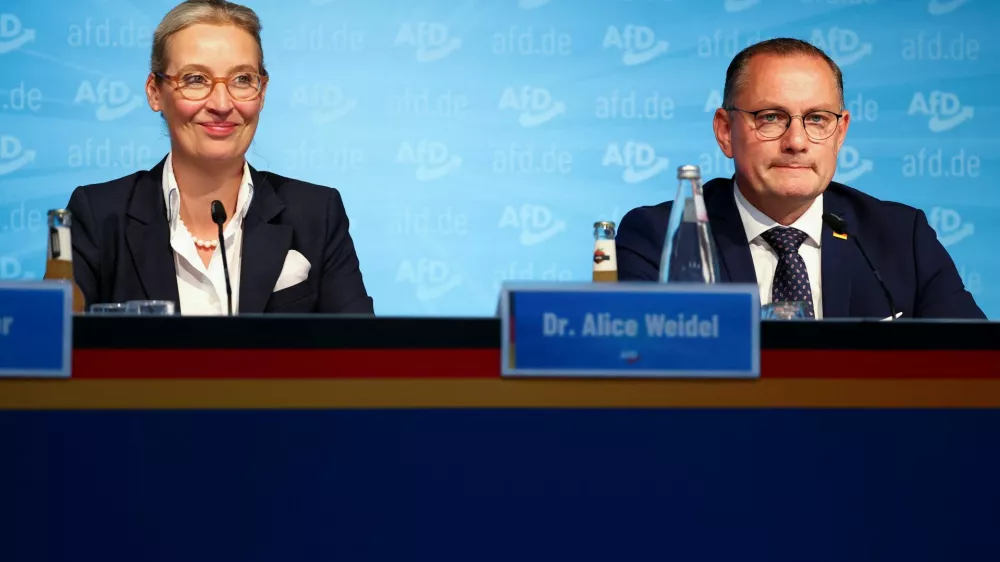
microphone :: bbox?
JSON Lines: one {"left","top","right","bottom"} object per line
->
{"left": 821, "top": 212, "right": 896, "bottom": 320}
{"left": 211, "top": 200, "right": 233, "bottom": 316}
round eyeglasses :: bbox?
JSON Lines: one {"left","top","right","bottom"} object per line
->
{"left": 154, "top": 71, "right": 268, "bottom": 102}
{"left": 727, "top": 107, "right": 843, "bottom": 141}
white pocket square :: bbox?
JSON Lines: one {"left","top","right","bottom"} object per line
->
{"left": 273, "top": 250, "right": 311, "bottom": 292}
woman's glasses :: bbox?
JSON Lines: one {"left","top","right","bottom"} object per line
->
{"left": 154, "top": 71, "right": 268, "bottom": 101}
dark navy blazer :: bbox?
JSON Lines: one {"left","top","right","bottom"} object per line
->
{"left": 616, "top": 177, "right": 986, "bottom": 320}
{"left": 66, "top": 157, "right": 374, "bottom": 314}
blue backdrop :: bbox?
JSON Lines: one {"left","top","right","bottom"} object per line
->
{"left": 0, "top": 0, "right": 996, "bottom": 316}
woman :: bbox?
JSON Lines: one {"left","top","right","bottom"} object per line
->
{"left": 66, "top": 0, "right": 374, "bottom": 315}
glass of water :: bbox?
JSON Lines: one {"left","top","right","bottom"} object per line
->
{"left": 761, "top": 301, "right": 811, "bottom": 320}
{"left": 125, "top": 300, "right": 177, "bottom": 315}
{"left": 89, "top": 303, "right": 128, "bottom": 315}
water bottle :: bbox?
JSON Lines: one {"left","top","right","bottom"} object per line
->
{"left": 592, "top": 221, "right": 618, "bottom": 283}
{"left": 43, "top": 209, "right": 86, "bottom": 313}
{"left": 658, "top": 165, "right": 721, "bottom": 283}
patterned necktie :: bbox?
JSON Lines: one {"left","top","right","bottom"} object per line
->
{"left": 759, "top": 226, "right": 815, "bottom": 318}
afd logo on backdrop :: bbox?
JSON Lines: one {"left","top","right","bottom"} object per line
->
{"left": 291, "top": 85, "right": 357, "bottom": 123}
{"left": 395, "top": 259, "right": 463, "bottom": 301}
{"left": 500, "top": 204, "right": 566, "bottom": 246}
{"left": 0, "top": 14, "right": 34, "bottom": 54}
{"left": 74, "top": 79, "right": 142, "bottom": 121}
{"left": 929, "top": 207, "right": 974, "bottom": 246}
{"left": 724, "top": 0, "right": 760, "bottom": 12}
{"left": 908, "top": 91, "right": 973, "bottom": 132}
{"left": 500, "top": 86, "right": 565, "bottom": 127}
{"left": 603, "top": 25, "right": 668, "bottom": 66}
{"left": 396, "top": 141, "right": 462, "bottom": 181}
{"left": 833, "top": 146, "right": 873, "bottom": 183}
{"left": 811, "top": 28, "right": 872, "bottom": 66}
{"left": 1, "top": 257, "right": 34, "bottom": 280}
{"left": 0, "top": 135, "right": 36, "bottom": 176}
{"left": 395, "top": 22, "right": 461, "bottom": 62}
{"left": 704, "top": 89, "right": 723, "bottom": 111}
{"left": 520, "top": 0, "right": 554, "bottom": 8}
{"left": 603, "top": 142, "right": 669, "bottom": 184}
{"left": 928, "top": 0, "right": 969, "bottom": 15}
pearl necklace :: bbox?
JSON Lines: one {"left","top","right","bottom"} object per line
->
{"left": 178, "top": 217, "right": 220, "bottom": 250}
{"left": 189, "top": 230, "right": 219, "bottom": 250}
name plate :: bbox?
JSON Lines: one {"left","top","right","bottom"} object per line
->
{"left": 500, "top": 282, "right": 760, "bottom": 378}
{"left": 0, "top": 282, "right": 73, "bottom": 378}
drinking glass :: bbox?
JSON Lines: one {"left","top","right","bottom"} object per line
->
{"left": 125, "top": 300, "right": 176, "bottom": 315}
{"left": 88, "top": 303, "right": 128, "bottom": 315}
{"left": 761, "top": 301, "right": 810, "bottom": 320}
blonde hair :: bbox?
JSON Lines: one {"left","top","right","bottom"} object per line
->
{"left": 151, "top": 0, "right": 266, "bottom": 77}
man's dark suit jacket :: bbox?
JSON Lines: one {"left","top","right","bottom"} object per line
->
{"left": 616, "top": 177, "right": 986, "bottom": 319}
{"left": 66, "top": 157, "right": 374, "bottom": 314}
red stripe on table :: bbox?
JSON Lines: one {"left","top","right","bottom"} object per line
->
{"left": 71, "top": 349, "right": 1000, "bottom": 379}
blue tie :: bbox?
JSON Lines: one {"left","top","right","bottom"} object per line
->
{"left": 760, "top": 226, "right": 815, "bottom": 318}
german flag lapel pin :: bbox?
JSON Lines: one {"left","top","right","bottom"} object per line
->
{"left": 833, "top": 232, "right": 848, "bottom": 240}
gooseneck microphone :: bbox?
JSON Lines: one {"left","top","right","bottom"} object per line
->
{"left": 822, "top": 212, "right": 897, "bottom": 319}
{"left": 210, "top": 200, "right": 233, "bottom": 317}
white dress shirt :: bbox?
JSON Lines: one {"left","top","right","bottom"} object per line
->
{"left": 162, "top": 153, "right": 254, "bottom": 316}
{"left": 732, "top": 182, "right": 825, "bottom": 318}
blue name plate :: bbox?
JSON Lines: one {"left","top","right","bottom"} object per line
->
{"left": 500, "top": 282, "right": 760, "bottom": 378}
{"left": 0, "top": 281, "right": 73, "bottom": 378}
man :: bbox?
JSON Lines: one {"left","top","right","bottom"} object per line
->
{"left": 616, "top": 38, "right": 985, "bottom": 319}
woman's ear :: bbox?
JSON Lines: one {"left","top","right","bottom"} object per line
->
{"left": 146, "top": 73, "right": 162, "bottom": 112}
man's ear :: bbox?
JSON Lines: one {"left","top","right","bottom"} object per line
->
{"left": 714, "top": 108, "right": 734, "bottom": 158}
{"left": 834, "top": 110, "right": 851, "bottom": 153}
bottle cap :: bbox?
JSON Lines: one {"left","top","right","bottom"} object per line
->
{"left": 47, "top": 209, "right": 72, "bottom": 227}
{"left": 593, "top": 221, "right": 616, "bottom": 229}
{"left": 677, "top": 165, "right": 701, "bottom": 180}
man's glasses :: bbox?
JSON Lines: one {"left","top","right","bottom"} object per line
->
{"left": 727, "top": 107, "right": 843, "bottom": 140}
{"left": 154, "top": 71, "right": 268, "bottom": 102}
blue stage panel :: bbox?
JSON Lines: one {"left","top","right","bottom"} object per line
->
{"left": 0, "top": 409, "right": 997, "bottom": 561}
